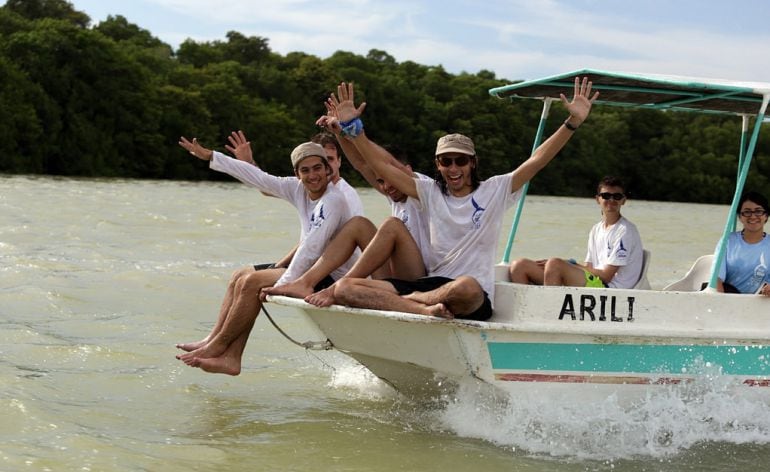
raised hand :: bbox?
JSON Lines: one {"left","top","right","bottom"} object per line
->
{"left": 559, "top": 77, "right": 600, "bottom": 126}
{"left": 224, "top": 130, "right": 255, "bottom": 164}
{"left": 179, "top": 136, "right": 213, "bottom": 161}
{"left": 328, "top": 82, "right": 366, "bottom": 124}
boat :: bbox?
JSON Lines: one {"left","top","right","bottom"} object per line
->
{"left": 267, "top": 69, "right": 770, "bottom": 402}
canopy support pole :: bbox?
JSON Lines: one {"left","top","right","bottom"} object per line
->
{"left": 730, "top": 115, "right": 751, "bottom": 232}
{"left": 708, "top": 94, "right": 769, "bottom": 290}
{"left": 501, "top": 98, "right": 553, "bottom": 263}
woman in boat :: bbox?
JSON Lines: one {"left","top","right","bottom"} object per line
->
{"left": 715, "top": 191, "right": 770, "bottom": 296}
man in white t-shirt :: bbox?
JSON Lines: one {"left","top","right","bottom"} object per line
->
{"left": 322, "top": 78, "right": 598, "bottom": 321}
{"left": 175, "top": 137, "right": 357, "bottom": 375}
{"left": 270, "top": 131, "right": 364, "bottom": 268}
{"left": 261, "top": 125, "right": 432, "bottom": 302}
{"left": 509, "top": 176, "right": 644, "bottom": 288}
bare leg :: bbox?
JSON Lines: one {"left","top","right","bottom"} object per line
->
{"left": 403, "top": 276, "right": 484, "bottom": 317}
{"left": 183, "top": 321, "right": 253, "bottom": 375}
{"left": 262, "top": 217, "right": 377, "bottom": 299}
{"left": 177, "top": 268, "right": 284, "bottom": 372}
{"left": 302, "top": 218, "right": 426, "bottom": 308}
{"left": 176, "top": 266, "right": 253, "bottom": 351}
{"left": 334, "top": 278, "right": 452, "bottom": 318}
{"left": 346, "top": 217, "right": 425, "bottom": 280}
{"left": 543, "top": 258, "right": 587, "bottom": 286}
{"left": 508, "top": 258, "right": 546, "bottom": 285}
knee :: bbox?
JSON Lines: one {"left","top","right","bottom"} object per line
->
{"left": 451, "top": 276, "right": 484, "bottom": 299}
{"left": 381, "top": 216, "right": 408, "bottom": 233}
{"left": 240, "top": 271, "right": 271, "bottom": 293}
{"left": 230, "top": 266, "right": 252, "bottom": 285}
{"left": 508, "top": 258, "right": 530, "bottom": 277}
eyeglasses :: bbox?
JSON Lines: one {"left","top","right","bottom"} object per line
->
{"left": 598, "top": 192, "right": 625, "bottom": 201}
{"left": 740, "top": 209, "right": 768, "bottom": 217}
{"left": 436, "top": 155, "right": 472, "bottom": 167}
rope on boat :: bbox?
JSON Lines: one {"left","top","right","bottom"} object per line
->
{"left": 261, "top": 304, "right": 333, "bottom": 351}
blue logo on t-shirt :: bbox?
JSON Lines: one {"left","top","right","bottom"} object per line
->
{"left": 471, "top": 197, "right": 485, "bottom": 229}
{"left": 310, "top": 203, "right": 325, "bottom": 229}
{"left": 616, "top": 239, "right": 628, "bottom": 259}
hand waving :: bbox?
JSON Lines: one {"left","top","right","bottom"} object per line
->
{"left": 560, "top": 77, "right": 600, "bottom": 126}
{"left": 224, "top": 130, "right": 255, "bottom": 164}
{"left": 328, "top": 82, "right": 367, "bottom": 124}
{"left": 179, "top": 136, "right": 213, "bottom": 161}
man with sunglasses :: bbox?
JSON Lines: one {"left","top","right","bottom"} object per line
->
{"left": 315, "top": 78, "right": 598, "bottom": 320}
{"left": 509, "top": 176, "right": 644, "bottom": 289}
{"left": 714, "top": 190, "right": 770, "bottom": 296}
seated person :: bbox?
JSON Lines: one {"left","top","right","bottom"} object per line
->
{"left": 509, "top": 176, "right": 644, "bottom": 288}
{"left": 714, "top": 190, "right": 770, "bottom": 296}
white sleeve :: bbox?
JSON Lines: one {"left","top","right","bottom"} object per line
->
{"left": 274, "top": 193, "right": 347, "bottom": 285}
{"left": 209, "top": 151, "right": 291, "bottom": 198}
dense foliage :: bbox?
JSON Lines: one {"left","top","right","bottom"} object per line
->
{"left": 1, "top": 0, "right": 768, "bottom": 202}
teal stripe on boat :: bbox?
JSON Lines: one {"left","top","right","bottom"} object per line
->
{"left": 487, "top": 342, "right": 770, "bottom": 376}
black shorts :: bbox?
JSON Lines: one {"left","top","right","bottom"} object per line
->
{"left": 254, "top": 263, "right": 334, "bottom": 291}
{"left": 384, "top": 276, "right": 493, "bottom": 322}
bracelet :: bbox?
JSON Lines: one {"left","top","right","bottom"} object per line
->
{"left": 563, "top": 119, "right": 579, "bottom": 131}
{"left": 340, "top": 117, "right": 364, "bottom": 138}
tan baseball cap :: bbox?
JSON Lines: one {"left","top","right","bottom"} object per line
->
{"left": 290, "top": 142, "right": 327, "bottom": 169}
{"left": 435, "top": 133, "right": 475, "bottom": 156}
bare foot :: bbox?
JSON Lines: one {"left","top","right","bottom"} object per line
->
{"left": 305, "top": 286, "right": 336, "bottom": 307}
{"left": 425, "top": 303, "right": 453, "bottom": 319}
{"left": 176, "top": 339, "right": 227, "bottom": 362}
{"left": 404, "top": 290, "right": 437, "bottom": 305}
{"left": 262, "top": 280, "right": 315, "bottom": 299}
{"left": 184, "top": 355, "right": 241, "bottom": 376}
{"left": 175, "top": 337, "right": 209, "bottom": 352}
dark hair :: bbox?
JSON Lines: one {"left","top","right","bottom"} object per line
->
{"left": 596, "top": 176, "right": 627, "bottom": 195}
{"left": 311, "top": 131, "right": 342, "bottom": 158}
{"left": 433, "top": 157, "right": 481, "bottom": 195}
{"left": 738, "top": 191, "right": 769, "bottom": 214}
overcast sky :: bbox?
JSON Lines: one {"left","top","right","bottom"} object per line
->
{"left": 62, "top": 0, "right": 770, "bottom": 83}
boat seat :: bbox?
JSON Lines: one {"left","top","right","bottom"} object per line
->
{"left": 662, "top": 254, "right": 714, "bottom": 291}
{"left": 632, "top": 249, "right": 652, "bottom": 290}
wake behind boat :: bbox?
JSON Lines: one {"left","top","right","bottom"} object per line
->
{"left": 267, "top": 69, "right": 770, "bottom": 402}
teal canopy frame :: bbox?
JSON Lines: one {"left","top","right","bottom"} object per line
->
{"left": 489, "top": 69, "right": 769, "bottom": 289}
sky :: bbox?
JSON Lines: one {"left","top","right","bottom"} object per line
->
{"left": 59, "top": 0, "right": 770, "bottom": 84}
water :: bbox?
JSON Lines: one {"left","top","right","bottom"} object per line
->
{"left": 2, "top": 174, "right": 769, "bottom": 471}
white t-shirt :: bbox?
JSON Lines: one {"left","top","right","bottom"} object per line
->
{"left": 391, "top": 172, "right": 433, "bottom": 269}
{"left": 335, "top": 178, "right": 364, "bottom": 217}
{"left": 209, "top": 152, "right": 357, "bottom": 285}
{"left": 584, "top": 216, "right": 643, "bottom": 288}
{"left": 415, "top": 172, "right": 521, "bottom": 300}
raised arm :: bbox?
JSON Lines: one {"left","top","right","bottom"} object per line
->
{"left": 510, "top": 77, "right": 599, "bottom": 192}
{"left": 331, "top": 82, "right": 419, "bottom": 199}
{"left": 317, "top": 98, "right": 412, "bottom": 195}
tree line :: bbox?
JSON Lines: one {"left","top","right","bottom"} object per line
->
{"left": 1, "top": 0, "right": 768, "bottom": 203}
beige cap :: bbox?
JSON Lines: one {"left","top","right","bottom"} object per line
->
{"left": 290, "top": 142, "right": 327, "bottom": 169}
{"left": 435, "top": 133, "right": 475, "bottom": 156}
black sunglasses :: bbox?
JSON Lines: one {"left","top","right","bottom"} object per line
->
{"left": 436, "top": 155, "right": 472, "bottom": 167}
{"left": 598, "top": 192, "right": 625, "bottom": 201}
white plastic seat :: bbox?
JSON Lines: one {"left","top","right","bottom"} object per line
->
{"left": 662, "top": 254, "right": 714, "bottom": 291}
{"left": 632, "top": 249, "right": 652, "bottom": 290}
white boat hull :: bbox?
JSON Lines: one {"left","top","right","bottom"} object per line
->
{"left": 267, "top": 273, "right": 770, "bottom": 402}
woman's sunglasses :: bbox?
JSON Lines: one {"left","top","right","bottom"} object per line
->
{"left": 436, "top": 155, "right": 472, "bottom": 167}
{"left": 740, "top": 209, "right": 768, "bottom": 217}
{"left": 597, "top": 192, "right": 625, "bottom": 201}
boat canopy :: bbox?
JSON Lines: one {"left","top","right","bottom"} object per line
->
{"left": 490, "top": 69, "right": 769, "bottom": 290}
{"left": 489, "top": 69, "right": 770, "bottom": 116}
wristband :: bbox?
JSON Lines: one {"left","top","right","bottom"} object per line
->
{"left": 340, "top": 117, "right": 364, "bottom": 138}
{"left": 563, "top": 119, "right": 579, "bottom": 131}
